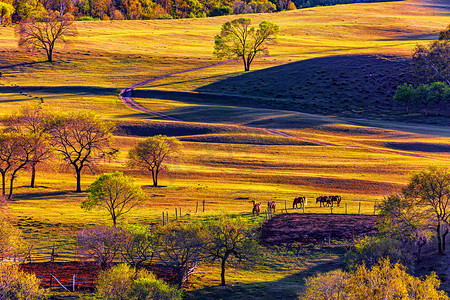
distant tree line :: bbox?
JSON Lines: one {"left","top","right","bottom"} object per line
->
{"left": 0, "top": 0, "right": 397, "bottom": 23}
{"left": 394, "top": 82, "right": 449, "bottom": 115}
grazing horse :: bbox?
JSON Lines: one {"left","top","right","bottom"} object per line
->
{"left": 293, "top": 197, "right": 306, "bottom": 209}
{"left": 316, "top": 196, "right": 331, "bottom": 207}
{"left": 330, "top": 195, "right": 342, "bottom": 206}
{"left": 252, "top": 202, "right": 261, "bottom": 216}
{"left": 268, "top": 201, "right": 276, "bottom": 212}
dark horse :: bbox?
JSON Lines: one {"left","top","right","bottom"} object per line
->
{"left": 329, "top": 195, "right": 342, "bottom": 206}
{"left": 252, "top": 202, "right": 261, "bottom": 215}
{"left": 268, "top": 201, "right": 276, "bottom": 212}
{"left": 293, "top": 196, "right": 306, "bottom": 209}
{"left": 316, "top": 196, "right": 331, "bottom": 207}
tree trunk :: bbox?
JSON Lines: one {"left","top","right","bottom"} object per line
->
{"left": 152, "top": 167, "right": 158, "bottom": 187}
{"left": 1, "top": 172, "right": 5, "bottom": 195}
{"left": 437, "top": 224, "right": 444, "bottom": 254}
{"left": 220, "top": 257, "right": 227, "bottom": 286}
{"left": 47, "top": 47, "right": 53, "bottom": 62}
{"left": 30, "top": 162, "right": 36, "bottom": 188}
{"left": 76, "top": 168, "right": 82, "bottom": 192}
{"left": 8, "top": 172, "right": 16, "bottom": 200}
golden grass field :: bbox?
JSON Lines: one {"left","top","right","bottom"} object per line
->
{"left": 0, "top": 0, "right": 450, "bottom": 297}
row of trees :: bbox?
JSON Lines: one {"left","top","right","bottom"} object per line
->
{"left": 0, "top": 105, "right": 180, "bottom": 199}
{"left": 78, "top": 215, "right": 257, "bottom": 287}
{"left": 394, "top": 81, "right": 449, "bottom": 115}
{"left": 1, "top": 0, "right": 295, "bottom": 23}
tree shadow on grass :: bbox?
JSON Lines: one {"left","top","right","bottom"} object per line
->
{"left": 0, "top": 85, "right": 119, "bottom": 96}
{"left": 11, "top": 190, "right": 84, "bottom": 201}
{"left": 184, "top": 257, "right": 345, "bottom": 300}
{"left": 0, "top": 61, "right": 48, "bottom": 70}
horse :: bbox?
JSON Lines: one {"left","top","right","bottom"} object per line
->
{"left": 252, "top": 202, "right": 261, "bottom": 216}
{"left": 267, "top": 201, "right": 276, "bottom": 212}
{"left": 330, "top": 195, "right": 341, "bottom": 206}
{"left": 316, "top": 196, "right": 331, "bottom": 207}
{"left": 293, "top": 197, "right": 306, "bottom": 209}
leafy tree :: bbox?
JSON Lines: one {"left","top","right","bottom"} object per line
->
{"left": 77, "top": 225, "right": 126, "bottom": 269}
{"left": 7, "top": 104, "right": 52, "bottom": 188}
{"left": 301, "top": 259, "right": 449, "bottom": 300}
{"left": 17, "top": 10, "right": 77, "bottom": 62}
{"left": 412, "top": 40, "right": 450, "bottom": 85}
{"left": 439, "top": 24, "right": 450, "bottom": 41}
{"left": 393, "top": 83, "right": 415, "bottom": 113}
{"left": 96, "top": 264, "right": 182, "bottom": 300}
{"left": 157, "top": 222, "right": 204, "bottom": 287}
{"left": 48, "top": 110, "right": 114, "bottom": 192}
{"left": 0, "top": 2, "right": 14, "bottom": 25}
{"left": 0, "top": 263, "right": 44, "bottom": 300}
{"left": 120, "top": 224, "right": 156, "bottom": 269}
{"left": 403, "top": 166, "right": 450, "bottom": 254}
{"left": 214, "top": 17, "right": 279, "bottom": 71}
{"left": 204, "top": 216, "right": 257, "bottom": 286}
{"left": 82, "top": 172, "right": 144, "bottom": 226}
{"left": 128, "top": 135, "right": 181, "bottom": 187}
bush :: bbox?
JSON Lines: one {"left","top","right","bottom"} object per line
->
{"left": 75, "top": 16, "right": 100, "bottom": 21}
{"left": 0, "top": 263, "right": 44, "bottom": 300}
{"left": 301, "top": 259, "right": 449, "bottom": 300}
{"left": 96, "top": 264, "right": 182, "bottom": 300}
{"left": 209, "top": 6, "right": 232, "bottom": 17}
{"left": 96, "top": 264, "right": 134, "bottom": 300}
{"left": 157, "top": 14, "right": 173, "bottom": 19}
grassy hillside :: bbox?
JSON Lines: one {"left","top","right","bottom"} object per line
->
{"left": 0, "top": 0, "right": 449, "bottom": 298}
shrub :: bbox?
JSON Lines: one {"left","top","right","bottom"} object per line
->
{"left": 301, "top": 259, "right": 449, "bottom": 300}
{"left": 209, "top": 6, "right": 232, "bottom": 17}
{"left": 0, "top": 263, "right": 43, "bottom": 300}
{"left": 77, "top": 225, "right": 126, "bottom": 269}
{"left": 96, "top": 264, "right": 134, "bottom": 300}
{"left": 96, "top": 264, "right": 182, "bottom": 300}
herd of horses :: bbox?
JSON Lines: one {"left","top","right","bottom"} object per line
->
{"left": 252, "top": 195, "right": 342, "bottom": 215}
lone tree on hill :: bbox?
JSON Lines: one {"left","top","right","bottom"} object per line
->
{"left": 17, "top": 10, "right": 77, "bottom": 62}
{"left": 214, "top": 17, "right": 279, "bottom": 71}
{"left": 128, "top": 135, "right": 181, "bottom": 187}
{"left": 48, "top": 111, "right": 114, "bottom": 193}
{"left": 82, "top": 172, "right": 145, "bottom": 226}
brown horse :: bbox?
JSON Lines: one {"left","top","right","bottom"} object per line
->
{"left": 293, "top": 197, "right": 306, "bottom": 209}
{"left": 316, "top": 196, "right": 331, "bottom": 207}
{"left": 330, "top": 195, "right": 342, "bottom": 206}
{"left": 252, "top": 202, "right": 261, "bottom": 215}
{"left": 268, "top": 201, "right": 276, "bottom": 212}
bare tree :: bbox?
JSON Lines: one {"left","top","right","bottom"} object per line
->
{"left": 77, "top": 226, "right": 126, "bottom": 269}
{"left": 214, "top": 17, "right": 279, "bottom": 71}
{"left": 0, "top": 131, "right": 35, "bottom": 199}
{"left": 403, "top": 166, "right": 450, "bottom": 254}
{"left": 17, "top": 10, "right": 77, "bottom": 62}
{"left": 48, "top": 111, "right": 114, "bottom": 193}
{"left": 7, "top": 104, "right": 52, "bottom": 188}
{"left": 412, "top": 41, "right": 450, "bottom": 85}
{"left": 82, "top": 172, "right": 144, "bottom": 226}
{"left": 128, "top": 135, "right": 181, "bottom": 187}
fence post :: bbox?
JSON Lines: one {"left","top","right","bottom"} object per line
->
{"left": 374, "top": 200, "right": 377, "bottom": 215}
{"left": 51, "top": 242, "right": 55, "bottom": 263}
{"left": 196, "top": 201, "right": 198, "bottom": 213}
{"left": 358, "top": 202, "right": 361, "bottom": 215}
{"left": 345, "top": 203, "right": 347, "bottom": 214}
{"left": 331, "top": 206, "right": 333, "bottom": 214}
{"left": 166, "top": 211, "right": 169, "bottom": 223}
{"left": 175, "top": 208, "right": 178, "bottom": 220}
{"left": 180, "top": 207, "right": 181, "bottom": 218}
{"left": 162, "top": 212, "right": 165, "bottom": 226}
{"left": 73, "top": 274, "right": 76, "bottom": 292}
{"left": 285, "top": 200, "right": 287, "bottom": 213}
{"left": 203, "top": 200, "right": 205, "bottom": 212}
{"left": 302, "top": 203, "right": 305, "bottom": 214}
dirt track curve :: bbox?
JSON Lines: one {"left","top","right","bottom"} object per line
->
{"left": 119, "top": 63, "right": 442, "bottom": 159}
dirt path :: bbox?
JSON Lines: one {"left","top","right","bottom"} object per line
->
{"left": 119, "top": 63, "right": 445, "bottom": 159}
